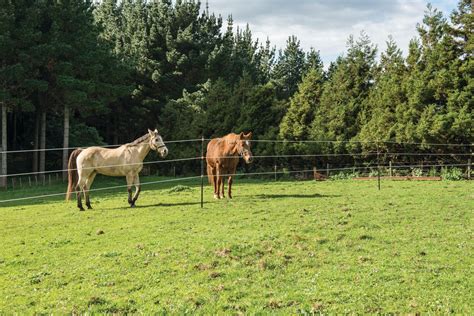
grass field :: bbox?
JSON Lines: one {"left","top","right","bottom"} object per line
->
{"left": 0, "top": 177, "right": 472, "bottom": 313}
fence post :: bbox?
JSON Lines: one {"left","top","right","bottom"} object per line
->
{"left": 200, "top": 136, "right": 204, "bottom": 209}
{"left": 326, "top": 163, "right": 329, "bottom": 178}
{"left": 468, "top": 158, "right": 471, "bottom": 180}
{"left": 274, "top": 164, "right": 277, "bottom": 181}
{"left": 389, "top": 160, "right": 392, "bottom": 178}
{"left": 313, "top": 166, "right": 316, "bottom": 180}
{"left": 29, "top": 176, "right": 31, "bottom": 186}
{"left": 377, "top": 144, "right": 381, "bottom": 190}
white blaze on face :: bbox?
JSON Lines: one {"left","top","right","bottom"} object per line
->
{"left": 245, "top": 140, "right": 250, "bottom": 147}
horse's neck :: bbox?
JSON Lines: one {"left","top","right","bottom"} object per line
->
{"left": 223, "top": 138, "right": 239, "bottom": 156}
{"left": 136, "top": 143, "right": 151, "bottom": 161}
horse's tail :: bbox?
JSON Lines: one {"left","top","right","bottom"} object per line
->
{"left": 66, "top": 148, "right": 83, "bottom": 201}
{"left": 207, "top": 164, "right": 213, "bottom": 185}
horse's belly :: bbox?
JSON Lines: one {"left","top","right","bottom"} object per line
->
{"left": 95, "top": 167, "right": 127, "bottom": 176}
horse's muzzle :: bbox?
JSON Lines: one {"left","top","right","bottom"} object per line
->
{"left": 159, "top": 147, "right": 168, "bottom": 158}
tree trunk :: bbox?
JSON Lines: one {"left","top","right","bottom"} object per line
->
{"left": 12, "top": 111, "right": 17, "bottom": 149}
{"left": 62, "top": 104, "right": 70, "bottom": 181}
{"left": 1, "top": 103, "right": 7, "bottom": 188}
{"left": 113, "top": 112, "right": 119, "bottom": 145}
{"left": 32, "top": 111, "right": 39, "bottom": 172}
{"left": 39, "top": 110, "right": 46, "bottom": 182}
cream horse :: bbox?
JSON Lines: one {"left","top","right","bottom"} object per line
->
{"left": 66, "top": 129, "right": 168, "bottom": 211}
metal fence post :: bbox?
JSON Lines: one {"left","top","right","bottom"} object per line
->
{"left": 200, "top": 136, "right": 204, "bottom": 208}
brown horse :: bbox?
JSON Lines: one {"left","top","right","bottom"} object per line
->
{"left": 66, "top": 129, "right": 168, "bottom": 211}
{"left": 206, "top": 132, "right": 253, "bottom": 199}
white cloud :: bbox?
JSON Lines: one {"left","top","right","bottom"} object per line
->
{"left": 206, "top": 0, "right": 455, "bottom": 65}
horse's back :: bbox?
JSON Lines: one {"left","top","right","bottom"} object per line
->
{"left": 206, "top": 135, "right": 239, "bottom": 170}
{"left": 206, "top": 138, "right": 222, "bottom": 166}
{"left": 76, "top": 146, "right": 139, "bottom": 176}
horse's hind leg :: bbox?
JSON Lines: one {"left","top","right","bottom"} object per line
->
{"left": 84, "top": 172, "right": 97, "bottom": 209}
{"left": 214, "top": 165, "right": 220, "bottom": 199}
{"left": 131, "top": 174, "right": 141, "bottom": 207}
{"left": 76, "top": 176, "right": 86, "bottom": 211}
{"left": 212, "top": 167, "right": 218, "bottom": 199}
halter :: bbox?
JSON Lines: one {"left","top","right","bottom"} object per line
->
{"left": 237, "top": 142, "right": 251, "bottom": 157}
{"left": 149, "top": 135, "right": 166, "bottom": 151}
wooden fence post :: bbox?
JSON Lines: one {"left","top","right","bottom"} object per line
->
{"left": 468, "top": 158, "right": 471, "bottom": 180}
{"left": 377, "top": 144, "right": 381, "bottom": 190}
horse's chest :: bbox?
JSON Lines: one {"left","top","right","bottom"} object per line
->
{"left": 219, "top": 157, "right": 238, "bottom": 169}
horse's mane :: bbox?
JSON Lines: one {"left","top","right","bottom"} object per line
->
{"left": 127, "top": 133, "right": 150, "bottom": 146}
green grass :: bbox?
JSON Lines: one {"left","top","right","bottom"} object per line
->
{"left": 0, "top": 178, "right": 472, "bottom": 313}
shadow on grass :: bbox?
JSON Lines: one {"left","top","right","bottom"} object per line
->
{"left": 254, "top": 193, "right": 339, "bottom": 199}
{"left": 99, "top": 201, "right": 208, "bottom": 210}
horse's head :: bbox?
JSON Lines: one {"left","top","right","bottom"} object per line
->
{"left": 148, "top": 129, "right": 168, "bottom": 158}
{"left": 236, "top": 132, "right": 253, "bottom": 164}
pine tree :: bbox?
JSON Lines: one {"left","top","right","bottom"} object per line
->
{"left": 358, "top": 37, "right": 407, "bottom": 152}
{"left": 311, "top": 33, "right": 377, "bottom": 152}
{"left": 280, "top": 63, "right": 324, "bottom": 142}
{"left": 272, "top": 35, "right": 307, "bottom": 99}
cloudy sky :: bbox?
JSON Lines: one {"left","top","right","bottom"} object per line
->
{"left": 205, "top": 0, "right": 458, "bottom": 65}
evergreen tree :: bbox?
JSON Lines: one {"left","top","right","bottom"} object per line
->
{"left": 280, "top": 64, "right": 324, "bottom": 142}
{"left": 311, "top": 33, "right": 377, "bottom": 152}
{"left": 358, "top": 37, "right": 407, "bottom": 152}
{"left": 272, "top": 35, "right": 307, "bottom": 99}
{"left": 254, "top": 38, "right": 276, "bottom": 84}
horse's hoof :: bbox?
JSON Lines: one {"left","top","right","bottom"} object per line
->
{"left": 130, "top": 204, "right": 136, "bottom": 208}
{"left": 79, "top": 207, "right": 85, "bottom": 211}
{"left": 87, "top": 205, "right": 93, "bottom": 210}
{"left": 213, "top": 194, "right": 219, "bottom": 199}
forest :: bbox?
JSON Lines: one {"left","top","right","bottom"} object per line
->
{"left": 0, "top": 0, "right": 472, "bottom": 183}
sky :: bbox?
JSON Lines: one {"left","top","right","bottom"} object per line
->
{"left": 205, "top": 0, "right": 459, "bottom": 65}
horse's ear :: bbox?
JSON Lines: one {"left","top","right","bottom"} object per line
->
{"left": 148, "top": 129, "right": 152, "bottom": 134}
{"left": 244, "top": 132, "right": 252, "bottom": 139}
{"left": 239, "top": 132, "right": 244, "bottom": 139}
{"left": 154, "top": 128, "right": 158, "bottom": 134}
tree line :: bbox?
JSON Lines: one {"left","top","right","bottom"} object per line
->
{"left": 0, "top": 0, "right": 472, "bottom": 184}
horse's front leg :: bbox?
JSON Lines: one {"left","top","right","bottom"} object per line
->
{"left": 228, "top": 176, "right": 233, "bottom": 199}
{"left": 126, "top": 173, "right": 134, "bottom": 207}
{"left": 220, "top": 171, "right": 225, "bottom": 199}
{"left": 131, "top": 174, "right": 141, "bottom": 207}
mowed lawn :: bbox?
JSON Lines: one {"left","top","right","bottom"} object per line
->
{"left": 0, "top": 178, "right": 472, "bottom": 313}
